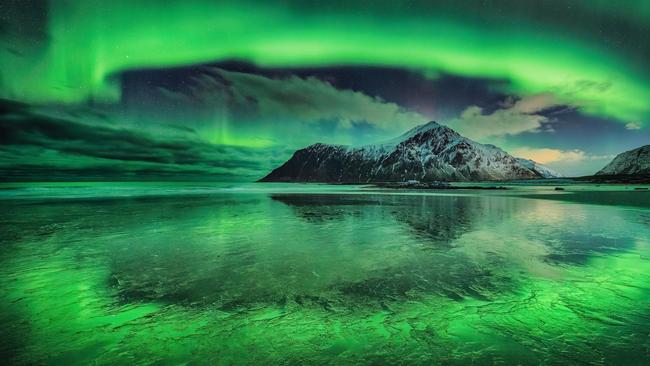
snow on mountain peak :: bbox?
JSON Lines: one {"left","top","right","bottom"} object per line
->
{"left": 515, "top": 158, "right": 563, "bottom": 178}
{"left": 596, "top": 145, "right": 650, "bottom": 175}
{"left": 261, "top": 120, "right": 552, "bottom": 182}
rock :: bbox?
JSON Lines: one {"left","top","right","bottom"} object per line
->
{"left": 260, "top": 121, "right": 546, "bottom": 183}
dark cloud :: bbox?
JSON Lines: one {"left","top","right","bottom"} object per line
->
{"left": 0, "top": 100, "right": 282, "bottom": 181}
{"left": 515, "top": 108, "right": 650, "bottom": 155}
{"left": 122, "top": 61, "right": 510, "bottom": 122}
{"left": 121, "top": 64, "right": 438, "bottom": 148}
{"left": 445, "top": 94, "right": 561, "bottom": 140}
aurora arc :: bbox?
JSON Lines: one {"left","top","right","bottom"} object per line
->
{"left": 2, "top": 0, "right": 650, "bottom": 126}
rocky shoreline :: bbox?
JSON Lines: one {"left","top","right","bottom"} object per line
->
{"left": 373, "top": 181, "right": 508, "bottom": 190}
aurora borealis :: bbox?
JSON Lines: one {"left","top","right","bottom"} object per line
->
{"left": 1, "top": 0, "right": 649, "bottom": 178}
{"left": 2, "top": 3, "right": 650, "bottom": 365}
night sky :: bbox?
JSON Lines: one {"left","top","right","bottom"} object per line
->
{"left": 1, "top": 0, "right": 649, "bottom": 180}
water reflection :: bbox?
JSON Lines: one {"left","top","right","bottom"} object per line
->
{"left": 272, "top": 194, "right": 521, "bottom": 248}
{"left": 0, "top": 189, "right": 649, "bottom": 365}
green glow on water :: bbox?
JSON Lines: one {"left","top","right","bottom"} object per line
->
{"left": 0, "top": 184, "right": 649, "bottom": 364}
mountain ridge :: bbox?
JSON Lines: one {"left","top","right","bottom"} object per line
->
{"left": 515, "top": 158, "right": 563, "bottom": 178}
{"left": 260, "top": 121, "right": 560, "bottom": 182}
{"left": 596, "top": 145, "right": 650, "bottom": 176}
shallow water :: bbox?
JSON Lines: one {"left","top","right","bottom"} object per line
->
{"left": 1, "top": 183, "right": 649, "bottom": 365}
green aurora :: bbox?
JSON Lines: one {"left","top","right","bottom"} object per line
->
{"left": 1, "top": 0, "right": 649, "bottom": 179}
{"left": 1, "top": 3, "right": 650, "bottom": 364}
{"left": 2, "top": 0, "right": 650, "bottom": 124}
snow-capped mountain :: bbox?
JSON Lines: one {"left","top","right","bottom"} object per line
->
{"left": 596, "top": 145, "right": 650, "bottom": 175}
{"left": 260, "top": 121, "right": 554, "bottom": 182}
{"left": 515, "top": 158, "right": 563, "bottom": 178}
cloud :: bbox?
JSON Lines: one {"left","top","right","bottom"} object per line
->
{"left": 197, "top": 68, "right": 427, "bottom": 132}
{"left": 511, "top": 147, "right": 587, "bottom": 164}
{"left": 0, "top": 102, "right": 287, "bottom": 180}
{"left": 511, "top": 147, "right": 616, "bottom": 164}
{"left": 510, "top": 147, "right": 617, "bottom": 176}
{"left": 445, "top": 93, "right": 560, "bottom": 140}
{"left": 625, "top": 122, "right": 641, "bottom": 130}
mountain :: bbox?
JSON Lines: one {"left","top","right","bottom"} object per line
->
{"left": 596, "top": 145, "right": 650, "bottom": 175}
{"left": 515, "top": 158, "right": 563, "bottom": 178}
{"left": 260, "top": 121, "right": 554, "bottom": 182}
